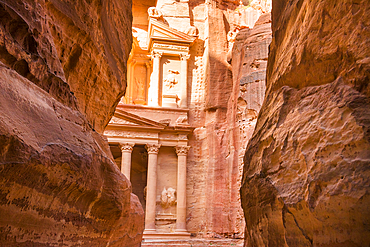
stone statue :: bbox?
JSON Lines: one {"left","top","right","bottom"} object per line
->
{"left": 160, "top": 187, "right": 176, "bottom": 208}
{"left": 134, "top": 77, "right": 145, "bottom": 100}
{"left": 164, "top": 70, "right": 179, "bottom": 89}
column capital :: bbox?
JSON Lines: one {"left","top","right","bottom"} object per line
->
{"left": 151, "top": 51, "right": 163, "bottom": 59}
{"left": 145, "top": 143, "right": 161, "bottom": 154}
{"left": 119, "top": 142, "right": 135, "bottom": 153}
{"left": 180, "top": 54, "right": 191, "bottom": 61}
{"left": 145, "top": 61, "right": 152, "bottom": 68}
{"left": 175, "top": 145, "right": 190, "bottom": 156}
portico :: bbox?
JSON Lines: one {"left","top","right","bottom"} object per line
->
{"left": 104, "top": 105, "right": 193, "bottom": 239}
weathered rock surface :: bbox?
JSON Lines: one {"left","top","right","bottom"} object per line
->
{"left": 0, "top": 0, "right": 144, "bottom": 246}
{"left": 224, "top": 12, "right": 271, "bottom": 239}
{"left": 241, "top": 0, "right": 370, "bottom": 246}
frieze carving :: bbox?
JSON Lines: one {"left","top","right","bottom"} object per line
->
{"left": 145, "top": 143, "right": 161, "bottom": 154}
{"left": 175, "top": 145, "right": 190, "bottom": 155}
{"left": 104, "top": 130, "right": 157, "bottom": 138}
{"left": 119, "top": 143, "right": 135, "bottom": 153}
{"left": 152, "top": 43, "right": 189, "bottom": 51}
{"left": 109, "top": 116, "right": 139, "bottom": 125}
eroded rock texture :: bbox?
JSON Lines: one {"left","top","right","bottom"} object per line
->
{"left": 241, "top": 0, "right": 370, "bottom": 246}
{"left": 0, "top": 0, "right": 144, "bottom": 246}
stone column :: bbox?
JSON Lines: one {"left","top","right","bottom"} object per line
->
{"left": 175, "top": 145, "right": 190, "bottom": 232}
{"left": 179, "top": 54, "right": 190, "bottom": 108}
{"left": 128, "top": 59, "right": 136, "bottom": 104}
{"left": 148, "top": 51, "right": 162, "bottom": 107}
{"left": 145, "top": 62, "right": 152, "bottom": 104}
{"left": 119, "top": 143, "right": 135, "bottom": 180}
{"left": 144, "top": 143, "right": 161, "bottom": 233}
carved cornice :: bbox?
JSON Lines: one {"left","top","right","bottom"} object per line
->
{"left": 175, "top": 146, "right": 190, "bottom": 156}
{"left": 145, "top": 143, "right": 161, "bottom": 154}
{"left": 120, "top": 142, "right": 135, "bottom": 153}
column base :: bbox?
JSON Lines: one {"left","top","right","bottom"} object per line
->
{"left": 143, "top": 231, "right": 191, "bottom": 240}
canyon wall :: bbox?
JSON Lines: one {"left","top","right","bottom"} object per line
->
{"left": 184, "top": 0, "right": 271, "bottom": 238}
{"left": 241, "top": 0, "right": 370, "bottom": 246}
{"left": 227, "top": 11, "right": 272, "bottom": 238}
{"left": 0, "top": 0, "right": 144, "bottom": 246}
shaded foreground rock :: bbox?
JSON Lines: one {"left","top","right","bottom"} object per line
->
{"left": 0, "top": 0, "right": 144, "bottom": 246}
{"left": 241, "top": 0, "right": 370, "bottom": 246}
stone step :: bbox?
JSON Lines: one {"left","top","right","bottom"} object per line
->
{"left": 141, "top": 239, "right": 244, "bottom": 247}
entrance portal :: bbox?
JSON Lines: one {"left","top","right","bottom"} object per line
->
{"left": 131, "top": 145, "right": 148, "bottom": 213}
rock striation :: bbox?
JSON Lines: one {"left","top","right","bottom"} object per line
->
{"left": 226, "top": 12, "right": 272, "bottom": 239}
{"left": 0, "top": 0, "right": 144, "bottom": 246}
{"left": 241, "top": 0, "right": 370, "bottom": 246}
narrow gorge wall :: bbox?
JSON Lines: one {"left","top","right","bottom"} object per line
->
{"left": 241, "top": 0, "right": 370, "bottom": 246}
{"left": 0, "top": 0, "right": 144, "bottom": 246}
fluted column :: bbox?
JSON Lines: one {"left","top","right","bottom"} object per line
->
{"left": 179, "top": 54, "right": 190, "bottom": 108}
{"left": 175, "top": 145, "right": 190, "bottom": 232}
{"left": 144, "top": 143, "right": 161, "bottom": 233}
{"left": 148, "top": 51, "right": 162, "bottom": 107}
{"left": 119, "top": 143, "right": 135, "bottom": 180}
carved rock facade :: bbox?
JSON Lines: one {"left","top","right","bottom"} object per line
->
{"left": 106, "top": 0, "right": 271, "bottom": 243}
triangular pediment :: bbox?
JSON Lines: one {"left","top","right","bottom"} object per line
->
{"left": 148, "top": 19, "right": 195, "bottom": 44}
{"left": 108, "top": 109, "right": 166, "bottom": 128}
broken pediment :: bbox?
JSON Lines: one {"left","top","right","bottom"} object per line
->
{"left": 148, "top": 18, "right": 195, "bottom": 50}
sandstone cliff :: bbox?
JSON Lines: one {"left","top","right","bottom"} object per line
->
{"left": 241, "top": 0, "right": 370, "bottom": 246}
{"left": 0, "top": 0, "right": 144, "bottom": 246}
{"left": 227, "top": 12, "right": 272, "bottom": 238}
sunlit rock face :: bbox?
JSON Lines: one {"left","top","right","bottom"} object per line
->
{"left": 241, "top": 0, "right": 370, "bottom": 246}
{"left": 0, "top": 0, "right": 144, "bottom": 246}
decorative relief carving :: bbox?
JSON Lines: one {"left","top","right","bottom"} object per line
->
{"left": 145, "top": 143, "right": 161, "bottom": 154}
{"left": 176, "top": 116, "right": 188, "bottom": 125}
{"left": 119, "top": 143, "right": 135, "bottom": 153}
{"left": 148, "top": 7, "right": 162, "bottom": 19}
{"left": 134, "top": 77, "right": 145, "bottom": 101}
{"left": 160, "top": 187, "right": 177, "bottom": 208}
{"left": 104, "top": 130, "right": 157, "bottom": 138}
{"left": 175, "top": 146, "right": 190, "bottom": 155}
{"left": 186, "top": 26, "right": 199, "bottom": 36}
{"left": 152, "top": 43, "right": 189, "bottom": 51}
{"left": 164, "top": 69, "right": 179, "bottom": 89}
{"left": 151, "top": 51, "right": 163, "bottom": 59}
{"left": 178, "top": 134, "right": 188, "bottom": 140}
{"left": 180, "top": 54, "right": 191, "bottom": 61}
{"left": 109, "top": 116, "right": 139, "bottom": 125}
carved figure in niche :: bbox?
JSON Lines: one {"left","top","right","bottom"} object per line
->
{"left": 160, "top": 187, "right": 176, "bottom": 208}
{"left": 148, "top": 7, "right": 162, "bottom": 19}
{"left": 134, "top": 77, "right": 145, "bottom": 100}
{"left": 164, "top": 70, "right": 179, "bottom": 89}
